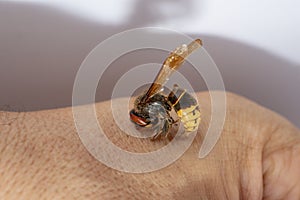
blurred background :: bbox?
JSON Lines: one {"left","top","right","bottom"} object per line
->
{"left": 0, "top": 0, "right": 299, "bottom": 127}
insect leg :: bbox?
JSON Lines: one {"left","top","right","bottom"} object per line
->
{"left": 151, "top": 119, "right": 171, "bottom": 141}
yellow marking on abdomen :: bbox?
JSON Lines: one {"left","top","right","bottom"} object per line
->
{"left": 176, "top": 105, "right": 201, "bottom": 132}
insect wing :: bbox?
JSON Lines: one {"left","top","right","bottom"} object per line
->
{"left": 142, "top": 39, "right": 202, "bottom": 102}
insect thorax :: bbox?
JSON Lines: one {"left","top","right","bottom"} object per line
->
{"left": 134, "top": 93, "right": 171, "bottom": 122}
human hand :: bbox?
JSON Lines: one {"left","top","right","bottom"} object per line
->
{"left": 0, "top": 92, "right": 299, "bottom": 199}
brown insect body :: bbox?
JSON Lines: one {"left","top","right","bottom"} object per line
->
{"left": 130, "top": 39, "right": 202, "bottom": 140}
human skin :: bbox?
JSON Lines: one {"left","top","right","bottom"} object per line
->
{"left": 0, "top": 92, "right": 299, "bottom": 199}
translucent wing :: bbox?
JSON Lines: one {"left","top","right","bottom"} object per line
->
{"left": 141, "top": 39, "right": 202, "bottom": 103}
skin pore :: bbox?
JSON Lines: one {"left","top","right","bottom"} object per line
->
{"left": 0, "top": 92, "right": 299, "bottom": 199}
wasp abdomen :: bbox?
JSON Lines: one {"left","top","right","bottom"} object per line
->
{"left": 168, "top": 85, "right": 201, "bottom": 132}
{"left": 179, "top": 106, "right": 201, "bottom": 132}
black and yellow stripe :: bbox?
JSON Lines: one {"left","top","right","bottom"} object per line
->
{"left": 168, "top": 85, "right": 201, "bottom": 132}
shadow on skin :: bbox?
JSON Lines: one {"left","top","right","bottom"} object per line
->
{"left": 0, "top": 1, "right": 299, "bottom": 128}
